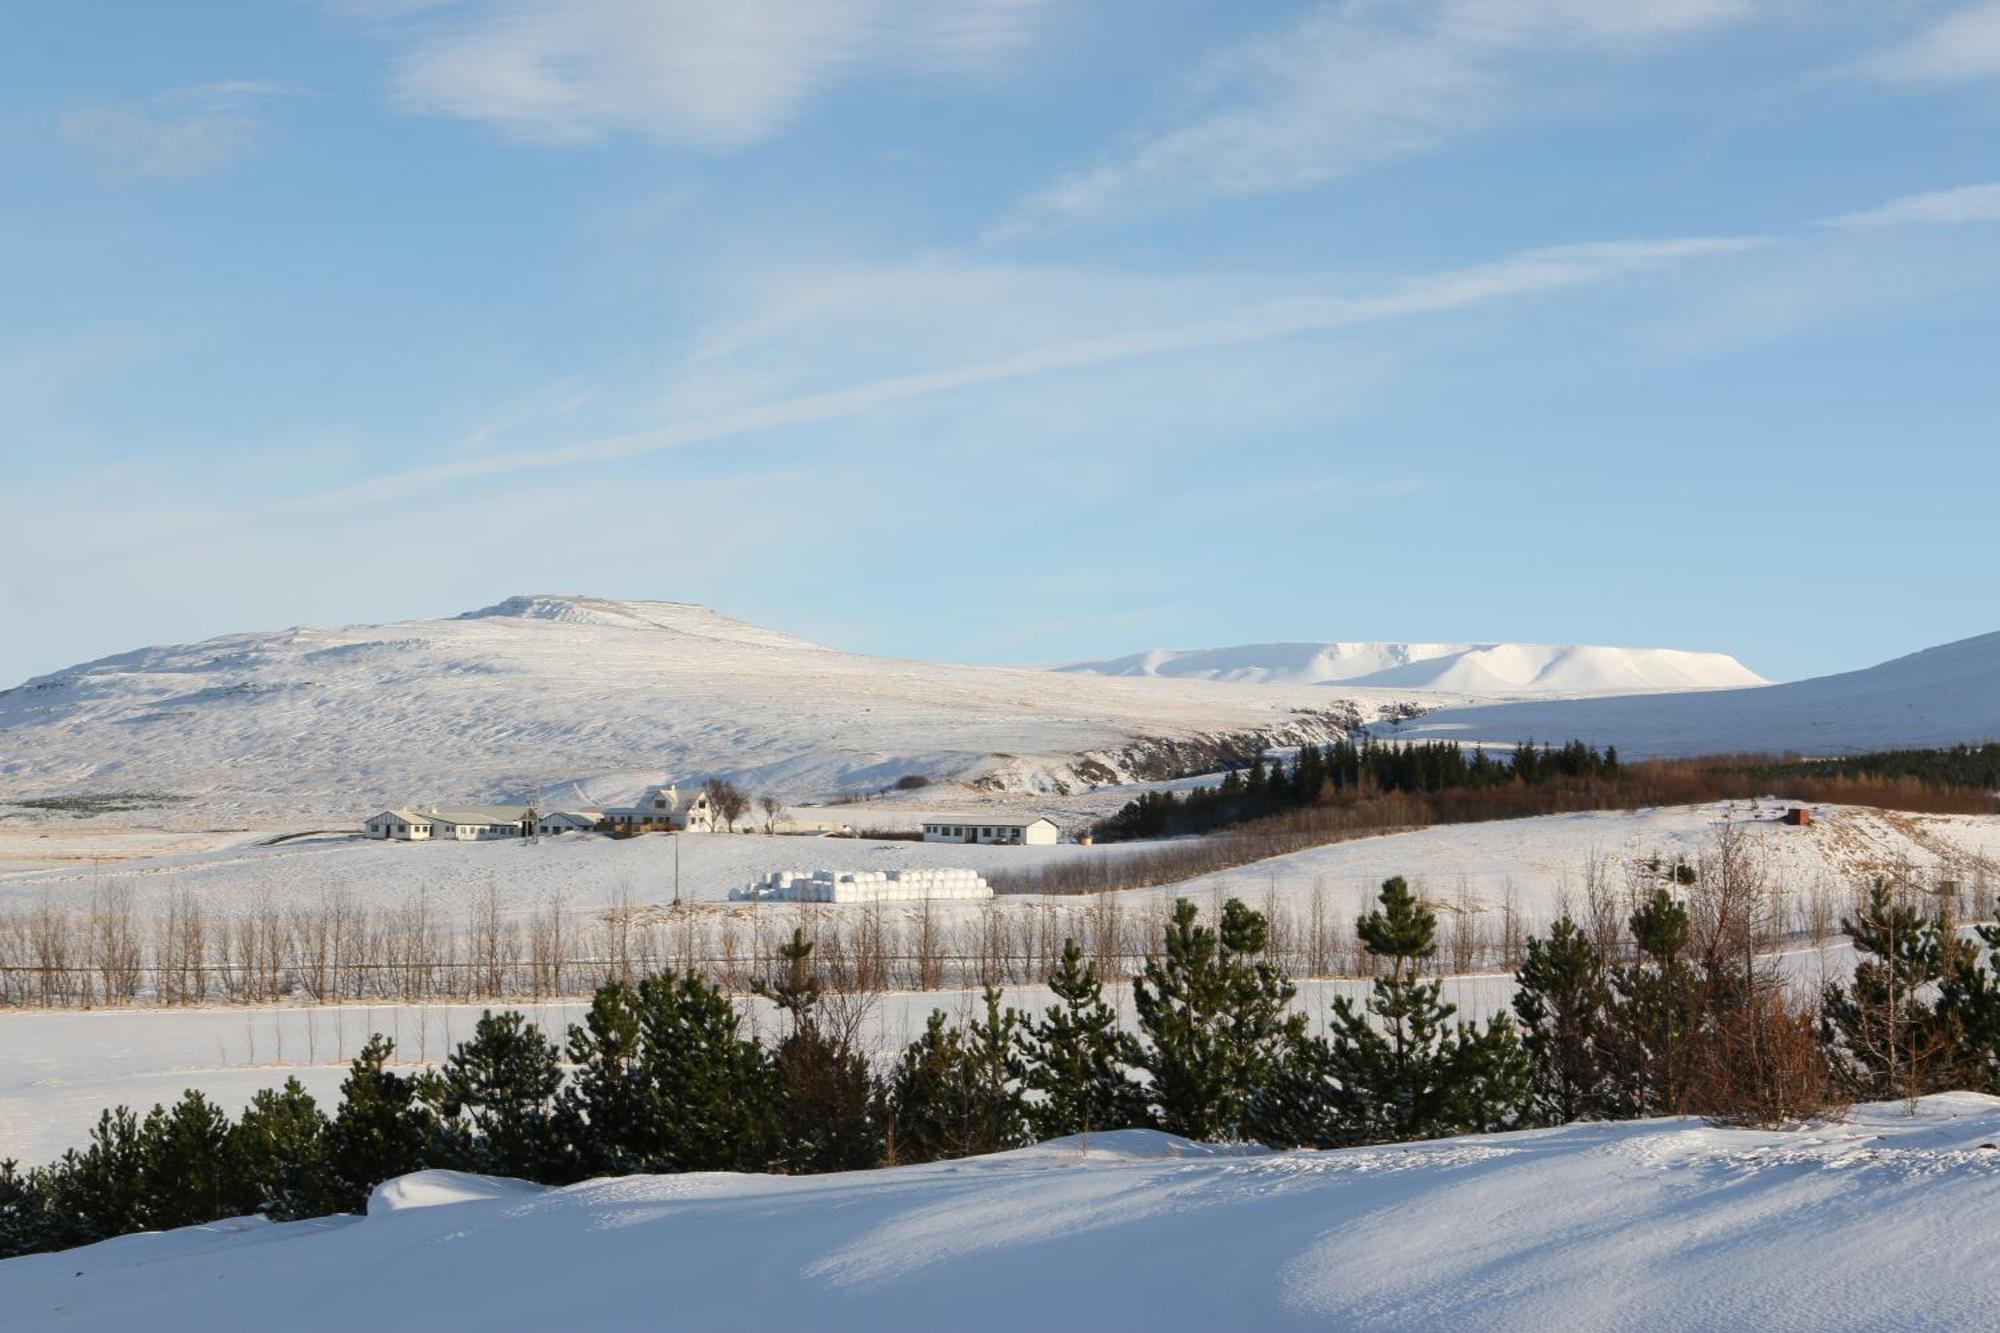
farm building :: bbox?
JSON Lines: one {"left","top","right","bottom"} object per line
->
{"left": 364, "top": 809, "right": 434, "bottom": 840}
{"left": 427, "top": 806, "right": 533, "bottom": 840}
{"left": 920, "top": 817, "right": 1059, "bottom": 846}
{"left": 536, "top": 809, "right": 605, "bottom": 836}
{"left": 604, "top": 781, "right": 717, "bottom": 834}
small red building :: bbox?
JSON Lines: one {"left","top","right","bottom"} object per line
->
{"left": 1780, "top": 807, "right": 1812, "bottom": 827}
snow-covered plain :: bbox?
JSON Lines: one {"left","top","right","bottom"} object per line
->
{"left": 1063, "top": 638, "right": 1768, "bottom": 693}
{"left": 7, "top": 1098, "right": 2000, "bottom": 1332}
{"left": 6, "top": 801, "right": 1987, "bottom": 930}
{"left": 1391, "top": 628, "right": 2000, "bottom": 757}
{"left": 0, "top": 595, "right": 1441, "bottom": 823}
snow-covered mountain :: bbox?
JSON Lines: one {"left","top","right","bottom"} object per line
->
{"left": 1388, "top": 630, "right": 2000, "bottom": 757}
{"left": 0, "top": 596, "right": 1407, "bottom": 821}
{"left": 1059, "top": 640, "right": 1767, "bottom": 694}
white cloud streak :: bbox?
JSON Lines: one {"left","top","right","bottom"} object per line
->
{"left": 59, "top": 83, "right": 283, "bottom": 178}
{"left": 1863, "top": 1, "right": 2000, "bottom": 83}
{"left": 1823, "top": 181, "right": 2000, "bottom": 230}
{"left": 388, "top": 0, "right": 1046, "bottom": 147}
{"left": 309, "top": 232, "right": 1760, "bottom": 504}
{"left": 1001, "top": 0, "right": 1751, "bottom": 231}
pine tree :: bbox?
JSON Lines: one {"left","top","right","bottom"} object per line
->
{"left": 1309, "top": 877, "right": 1529, "bottom": 1145}
{"left": 0, "top": 1158, "right": 42, "bottom": 1259}
{"left": 557, "top": 979, "right": 649, "bottom": 1174}
{"left": 139, "top": 1090, "right": 248, "bottom": 1229}
{"left": 230, "top": 1077, "right": 332, "bottom": 1221}
{"left": 629, "top": 970, "right": 775, "bottom": 1172}
{"left": 36, "top": 1107, "right": 149, "bottom": 1248}
{"left": 887, "top": 989, "right": 1031, "bottom": 1163}
{"left": 1513, "top": 917, "right": 1615, "bottom": 1124}
{"left": 1134, "top": 898, "right": 1303, "bottom": 1141}
{"left": 1941, "top": 917, "right": 2000, "bottom": 1094}
{"left": 1821, "top": 881, "right": 1975, "bottom": 1099}
{"left": 757, "top": 929, "right": 881, "bottom": 1174}
{"left": 886, "top": 1011, "right": 972, "bottom": 1163}
{"left": 1021, "top": 939, "right": 1148, "bottom": 1140}
{"left": 423, "top": 1010, "right": 567, "bottom": 1181}
{"left": 1607, "top": 890, "right": 1705, "bottom": 1115}
{"left": 324, "top": 1035, "right": 433, "bottom": 1211}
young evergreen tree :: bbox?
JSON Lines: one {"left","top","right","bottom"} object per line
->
{"left": 1941, "top": 916, "right": 2000, "bottom": 1095}
{"left": 35, "top": 1107, "right": 150, "bottom": 1249}
{"left": 630, "top": 970, "right": 775, "bottom": 1172}
{"left": 757, "top": 929, "right": 882, "bottom": 1174}
{"left": 1607, "top": 890, "right": 1705, "bottom": 1115}
{"left": 323, "top": 1035, "right": 434, "bottom": 1211}
{"left": 1821, "top": 881, "right": 1976, "bottom": 1100}
{"left": 138, "top": 1090, "right": 249, "bottom": 1229}
{"left": 1308, "top": 877, "right": 1530, "bottom": 1145}
{"left": 886, "top": 1010, "right": 972, "bottom": 1164}
{"left": 1020, "top": 939, "right": 1149, "bottom": 1140}
{"left": 556, "top": 979, "right": 649, "bottom": 1174}
{"left": 422, "top": 1010, "right": 567, "bottom": 1182}
{"left": 1134, "top": 898, "right": 1303, "bottom": 1141}
{"left": 229, "top": 1077, "right": 331, "bottom": 1221}
{"left": 886, "top": 988, "right": 1031, "bottom": 1163}
{"left": 1513, "top": 917, "right": 1616, "bottom": 1125}
{"left": 0, "top": 1158, "right": 41, "bottom": 1259}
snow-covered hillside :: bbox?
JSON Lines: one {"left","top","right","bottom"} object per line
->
{"left": 0, "top": 596, "right": 1419, "bottom": 822}
{"left": 1060, "top": 639, "right": 1767, "bottom": 693}
{"left": 1391, "top": 630, "right": 2000, "bottom": 757}
{"left": 8, "top": 1100, "right": 2000, "bottom": 1332}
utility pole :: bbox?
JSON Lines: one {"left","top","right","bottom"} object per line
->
{"left": 673, "top": 829, "right": 682, "bottom": 907}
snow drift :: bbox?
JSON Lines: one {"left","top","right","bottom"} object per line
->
{"left": 1061, "top": 639, "right": 1767, "bottom": 693}
{"left": 6, "top": 1098, "right": 2000, "bottom": 1331}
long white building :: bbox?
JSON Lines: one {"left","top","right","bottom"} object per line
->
{"left": 919, "top": 817, "right": 1059, "bottom": 846}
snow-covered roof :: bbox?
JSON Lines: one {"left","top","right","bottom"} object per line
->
{"left": 429, "top": 805, "right": 532, "bottom": 824}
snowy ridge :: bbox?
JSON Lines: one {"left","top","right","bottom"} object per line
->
{"left": 7, "top": 1099, "right": 2000, "bottom": 1331}
{"left": 1061, "top": 639, "right": 1767, "bottom": 693}
{"left": 1391, "top": 629, "right": 2000, "bottom": 757}
{"left": 0, "top": 596, "right": 1415, "bottom": 820}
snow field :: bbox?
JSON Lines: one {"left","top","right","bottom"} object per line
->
{"left": 7, "top": 1096, "right": 2000, "bottom": 1331}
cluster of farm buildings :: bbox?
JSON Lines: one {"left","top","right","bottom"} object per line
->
{"left": 365, "top": 778, "right": 1062, "bottom": 846}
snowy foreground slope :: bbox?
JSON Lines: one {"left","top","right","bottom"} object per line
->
{"left": 0, "top": 595, "right": 1422, "bottom": 822}
{"left": 1061, "top": 639, "right": 1767, "bottom": 692}
{"left": 7, "top": 1099, "right": 2000, "bottom": 1332}
{"left": 1393, "top": 629, "right": 2000, "bottom": 757}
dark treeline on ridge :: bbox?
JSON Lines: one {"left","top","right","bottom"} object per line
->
{"left": 1098, "top": 739, "right": 1621, "bottom": 840}
{"left": 8, "top": 876, "right": 2000, "bottom": 1261}
{"left": 1095, "top": 739, "right": 2000, "bottom": 844}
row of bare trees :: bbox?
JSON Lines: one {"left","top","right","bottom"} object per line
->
{"left": 0, "top": 837, "right": 1986, "bottom": 1011}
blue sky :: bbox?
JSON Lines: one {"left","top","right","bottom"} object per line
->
{"left": 4, "top": 1, "right": 2000, "bottom": 687}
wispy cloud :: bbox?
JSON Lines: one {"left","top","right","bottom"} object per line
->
{"left": 385, "top": 0, "right": 1046, "bottom": 147}
{"left": 1862, "top": 0, "right": 2000, "bottom": 83}
{"left": 1823, "top": 181, "right": 2000, "bottom": 230}
{"left": 59, "top": 82, "right": 285, "bottom": 178}
{"left": 999, "top": 0, "right": 1751, "bottom": 232}
{"left": 307, "top": 231, "right": 1759, "bottom": 504}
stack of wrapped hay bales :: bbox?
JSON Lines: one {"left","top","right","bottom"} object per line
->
{"left": 731, "top": 867, "right": 992, "bottom": 903}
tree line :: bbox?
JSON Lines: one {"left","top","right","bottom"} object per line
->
{"left": 1097, "top": 739, "right": 1621, "bottom": 840}
{"left": 1093, "top": 739, "right": 2000, "bottom": 846}
{"left": 6, "top": 876, "right": 2000, "bottom": 1259}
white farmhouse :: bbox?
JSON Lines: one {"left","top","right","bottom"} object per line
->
{"left": 426, "top": 806, "right": 532, "bottom": 841}
{"left": 365, "top": 809, "right": 434, "bottom": 840}
{"left": 604, "top": 781, "right": 717, "bottom": 834}
{"left": 920, "top": 817, "right": 1059, "bottom": 846}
